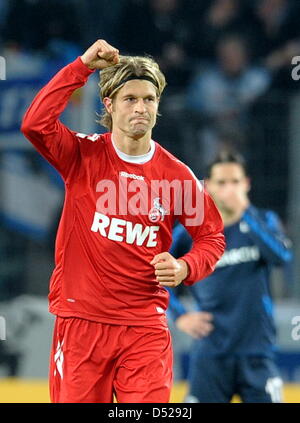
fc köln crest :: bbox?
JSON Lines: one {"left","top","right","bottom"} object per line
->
{"left": 148, "top": 197, "right": 166, "bottom": 223}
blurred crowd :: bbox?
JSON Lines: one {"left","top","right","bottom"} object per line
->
{"left": 1, "top": 0, "right": 300, "bottom": 164}
{"left": 1, "top": 0, "right": 300, "bottom": 85}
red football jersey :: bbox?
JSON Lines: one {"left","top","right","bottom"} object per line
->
{"left": 21, "top": 57, "right": 225, "bottom": 328}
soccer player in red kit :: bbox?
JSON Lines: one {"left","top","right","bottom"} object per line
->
{"left": 21, "top": 40, "right": 225, "bottom": 403}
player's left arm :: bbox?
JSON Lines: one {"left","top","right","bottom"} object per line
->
{"left": 242, "top": 206, "right": 293, "bottom": 265}
{"left": 168, "top": 168, "right": 225, "bottom": 286}
{"left": 178, "top": 188, "right": 225, "bottom": 285}
{"left": 151, "top": 199, "right": 224, "bottom": 287}
{"left": 151, "top": 167, "right": 225, "bottom": 287}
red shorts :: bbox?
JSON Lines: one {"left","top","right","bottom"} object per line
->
{"left": 49, "top": 316, "right": 173, "bottom": 403}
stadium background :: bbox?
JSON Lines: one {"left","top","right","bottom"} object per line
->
{"left": 0, "top": 0, "right": 300, "bottom": 403}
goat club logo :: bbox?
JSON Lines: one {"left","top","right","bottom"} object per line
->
{"left": 148, "top": 197, "right": 166, "bottom": 223}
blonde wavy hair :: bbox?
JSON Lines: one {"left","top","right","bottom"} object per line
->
{"left": 98, "top": 55, "right": 166, "bottom": 131}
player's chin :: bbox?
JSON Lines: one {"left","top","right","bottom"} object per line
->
{"left": 130, "top": 121, "right": 153, "bottom": 136}
{"left": 130, "top": 126, "right": 149, "bottom": 138}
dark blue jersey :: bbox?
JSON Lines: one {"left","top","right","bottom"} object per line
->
{"left": 168, "top": 205, "right": 293, "bottom": 357}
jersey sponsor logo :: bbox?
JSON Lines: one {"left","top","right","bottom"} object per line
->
{"left": 91, "top": 212, "right": 160, "bottom": 247}
{"left": 216, "top": 245, "right": 260, "bottom": 268}
{"left": 149, "top": 197, "right": 166, "bottom": 223}
{"left": 119, "top": 171, "right": 144, "bottom": 181}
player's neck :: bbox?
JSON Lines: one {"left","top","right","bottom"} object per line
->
{"left": 221, "top": 210, "right": 244, "bottom": 227}
{"left": 112, "top": 131, "right": 152, "bottom": 156}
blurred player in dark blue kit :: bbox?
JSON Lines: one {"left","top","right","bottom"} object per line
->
{"left": 168, "top": 151, "right": 293, "bottom": 403}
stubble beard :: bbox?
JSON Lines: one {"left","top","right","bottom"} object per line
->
{"left": 129, "top": 121, "right": 152, "bottom": 139}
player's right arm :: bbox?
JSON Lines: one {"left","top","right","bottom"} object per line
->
{"left": 21, "top": 40, "right": 119, "bottom": 179}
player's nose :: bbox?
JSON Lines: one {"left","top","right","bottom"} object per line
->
{"left": 134, "top": 99, "right": 147, "bottom": 113}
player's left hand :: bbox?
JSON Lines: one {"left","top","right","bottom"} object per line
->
{"left": 150, "top": 252, "right": 189, "bottom": 287}
{"left": 176, "top": 311, "right": 214, "bottom": 339}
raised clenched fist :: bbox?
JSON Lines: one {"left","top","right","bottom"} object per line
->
{"left": 81, "top": 39, "right": 119, "bottom": 70}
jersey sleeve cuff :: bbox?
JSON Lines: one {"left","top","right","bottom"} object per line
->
{"left": 179, "top": 256, "right": 195, "bottom": 286}
{"left": 69, "top": 56, "right": 96, "bottom": 79}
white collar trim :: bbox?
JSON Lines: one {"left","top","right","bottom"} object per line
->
{"left": 111, "top": 137, "right": 155, "bottom": 164}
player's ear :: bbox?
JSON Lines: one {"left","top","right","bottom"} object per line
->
{"left": 103, "top": 97, "right": 113, "bottom": 114}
